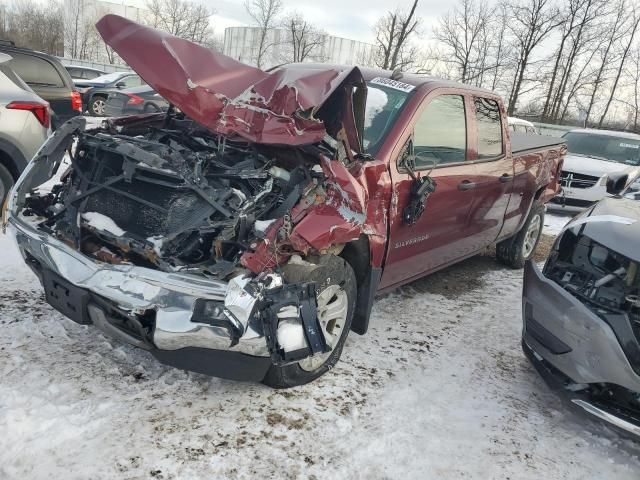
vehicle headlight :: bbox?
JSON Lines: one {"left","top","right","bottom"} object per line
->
{"left": 599, "top": 175, "right": 608, "bottom": 186}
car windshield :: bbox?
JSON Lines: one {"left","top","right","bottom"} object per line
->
{"left": 363, "top": 81, "right": 412, "bottom": 154}
{"left": 90, "top": 72, "right": 125, "bottom": 84}
{"left": 563, "top": 132, "right": 640, "bottom": 166}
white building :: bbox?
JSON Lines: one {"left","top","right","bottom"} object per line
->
{"left": 223, "top": 27, "right": 376, "bottom": 69}
{"left": 63, "top": 0, "right": 146, "bottom": 59}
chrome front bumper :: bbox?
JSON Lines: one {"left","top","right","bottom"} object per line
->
{"left": 7, "top": 216, "right": 271, "bottom": 359}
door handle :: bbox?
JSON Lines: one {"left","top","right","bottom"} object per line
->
{"left": 458, "top": 180, "right": 477, "bottom": 191}
{"left": 499, "top": 174, "right": 514, "bottom": 183}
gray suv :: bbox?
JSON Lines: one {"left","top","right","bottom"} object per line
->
{"left": 0, "top": 53, "right": 50, "bottom": 205}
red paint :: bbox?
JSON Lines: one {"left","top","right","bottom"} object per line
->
{"left": 97, "top": 14, "right": 564, "bottom": 290}
{"left": 96, "top": 14, "right": 364, "bottom": 149}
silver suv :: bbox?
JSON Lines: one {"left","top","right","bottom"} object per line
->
{"left": 0, "top": 52, "right": 51, "bottom": 205}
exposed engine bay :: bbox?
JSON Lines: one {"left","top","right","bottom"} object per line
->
{"left": 18, "top": 115, "right": 378, "bottom": 282}
{"left": 546, "top": 231, "right": 640, "bottom": 325}
{"left": 545, "top": 229, "right": 640, "bottom": 367}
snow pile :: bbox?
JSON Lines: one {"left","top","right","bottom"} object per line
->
{"left": 0, "top": 230, "right": 639, "bottom": 479}
{"left": 544, "top": 212, "right": 574, "bottom": 235}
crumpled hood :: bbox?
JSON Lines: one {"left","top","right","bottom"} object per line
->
{"left": 96, "top": 14, "right": 365, "bottom": 151}
{"left": 562, "top": 153, "right": 639, "bottom": 178}
{"left": 568, "top": 197, "right": 640, "bottom": 262}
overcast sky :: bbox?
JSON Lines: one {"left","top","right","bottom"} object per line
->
{"left": 208, "top": 0, "right": 490, "bottom": 43}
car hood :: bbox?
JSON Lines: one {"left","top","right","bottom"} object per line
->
{"left": 96, "top": 14, "right": 366, "bottom": 151}
{"left": 566, "top": 196, "right": 640, "bottom": 261}
{"left": 562, "top": 153, "right": 639, "bottom": 178}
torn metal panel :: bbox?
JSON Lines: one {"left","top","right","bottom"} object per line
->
{"left": 95, "top": 14, "right": 366, "bottom": 150}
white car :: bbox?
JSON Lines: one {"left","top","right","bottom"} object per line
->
{"left": 0, "top": 53, "right": 51, "bottom": 205}
{"left": 507, "top": 116, "right": 539, "bottom": 134}
{"left": 549, "top": 128, "right": 640, "bottom": 212}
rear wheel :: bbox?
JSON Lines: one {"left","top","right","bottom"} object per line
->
{"left": 88, "top": 96, "right": 107, "bottom": 116}
{"left": 0, "top": 163, "right": 14, "bottom": 207}
{"left": 262, "top": 258, "right": 357, "bottom": 389}
{"left": 496, "top": 202, "right": 545, "bottom": 269}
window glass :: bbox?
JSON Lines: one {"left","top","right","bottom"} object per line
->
{"left": 475, "top": 97, "right": 503, "bottom": 159}
{"left": 563, "top": 132, "right": 640, "bottom": 166}
{"left": 413, "top": 95, "right": 466, "bottom": 168}
{"left": 122, "top": 75, "right": 143, "bottom": 87}
{"left": 8, "top": 53, "right": 63, "bottom": 87}
{"left": 514, "top": 124, "right": 526, "bottom": 133}
{"left": 363, "top": 83, "right": 411, "bottom": 154}
{"left": 84, "top": 70, "right": 102, "bottom": 80}
{"left": 0, "top": 64, "right": 31, "bottom": 92}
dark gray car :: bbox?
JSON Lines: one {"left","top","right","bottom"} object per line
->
{"left": 103, "top": 85, "right": 169, "bottom": 116}
{"left": 523, "top": 174, "right": 640, "bottom": 438}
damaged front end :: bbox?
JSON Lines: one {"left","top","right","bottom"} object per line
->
{"left": 4, "top": 95, "right": 385, "bottom": 382}
{"left": 522, "top": 203, "right": 640, "bottom": 436}
{"left": 4, "top": 14, "right": 391, "bottom": 384}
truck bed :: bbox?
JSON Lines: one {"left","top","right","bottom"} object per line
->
{"left": 511, "top": 132, "right": 565, "bottom": 155}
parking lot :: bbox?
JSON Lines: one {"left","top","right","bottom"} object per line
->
{"left": 1, "top": 213, "right": 638, "bottom": 479}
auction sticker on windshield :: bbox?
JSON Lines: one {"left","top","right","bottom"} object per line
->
{"left": 370, "top": 77, "right": 415, "bottom": 93}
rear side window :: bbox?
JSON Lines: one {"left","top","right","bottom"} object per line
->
{"left": 122, "top": 75, "right": 143, "bottom": 87}
{"left": 8, "top": 52, "right": 64, "bottom": 88}
{"left": 84, "top": 70, "right": 102, "bottom": 80}
{"left": 413, "top": 95, "right": 467, "bottom": 168}
{"left": 0, "top": 64, "right": 31, "bottom": 92}
{"left": 475, "top": 97, "right": 503, "bottom": 159}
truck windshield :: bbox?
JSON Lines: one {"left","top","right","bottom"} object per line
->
{"left": 363, "top": 82, "right": 412, "bottom": 154}
{"left": 563, "top": 132, "right": 640, "bottom": 166}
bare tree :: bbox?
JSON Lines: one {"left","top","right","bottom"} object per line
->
{"left": 1, "top": 0, "right": 64, "bottom": 56}
{"left": 281, "top": 12, "right": 326, "bottom": 63}
{"left": 505, "top": 0, "right": 562, "bottom": 115}
{"left": 245, "top": 0, "right": 282, "bottom": 68}
{"left": 598, "top": 5, "right": 639, "bottom": 127}
{"left": 583, "top": 0, "right": 628, "bottom": 125}
{"left": 146, "top": 0, "right": 215, "bottom": 45}
{"left": 373, "top": 0, "right": 421, "bottom": 71}
{"left": 434, "top": 0, "right": 493, "bottom": 84}
{"left": 628, "top": 44, "right": 640, "bottom": 131}
{"left": 542, "top": 0, "right": 587, "bottom": 120}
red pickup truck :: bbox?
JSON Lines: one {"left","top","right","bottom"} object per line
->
{"left": 3, "top": 15, "right": 565, "bottom": 388}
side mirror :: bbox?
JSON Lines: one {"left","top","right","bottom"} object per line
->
{"left": 115, "top": 81, "right": 125, "bottom": 89}
{"left": 606, "top": 173, "right": 629, "bottom": 195}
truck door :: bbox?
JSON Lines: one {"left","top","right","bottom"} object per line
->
{"left": 379, "top": 93, "right": 478, "bottom": 290}
{"left": 463, "top": 96, "right": 514, "bottom": 250}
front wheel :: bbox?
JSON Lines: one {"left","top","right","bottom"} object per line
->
{"left": 262, "top": 258, "right": 357, "bottom": 389}
{"left": 496, "top": 202, "right": 545, "bottom": 269}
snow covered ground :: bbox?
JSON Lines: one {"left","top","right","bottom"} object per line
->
{"left": 1, "top": 215, "right": 638, "bottom": 479}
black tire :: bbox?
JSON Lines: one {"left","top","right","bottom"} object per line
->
{"left": 496, "top": 202, "right": 545, "bottom": 269}
{"left": 0, "top": 163, "right": 15, "bottom": 207}
{"left": 262, "top": 258, "right": 357, "bottom": 389}
{"left": 88, "top": 96, "right": 107, "bottom": 116}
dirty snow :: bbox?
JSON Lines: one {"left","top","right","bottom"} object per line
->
{"left": 0, "top": 231, "right": 638, "bottom": 479}
{"left": 543, "top": 211, "right": 573, "bottom": 235}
